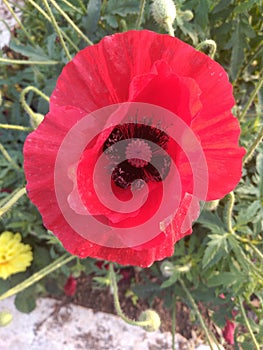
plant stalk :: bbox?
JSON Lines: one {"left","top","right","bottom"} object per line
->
{"left": 0, "top": 254, "right": 76, "bottom": 301}
{"left": 238, "top": 297, "right": 260, "bottom": 350}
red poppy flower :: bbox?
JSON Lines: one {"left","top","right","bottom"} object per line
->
{"left": 222, "top": 319, "right": 236, "bottom": 345}
{"left": 24, "top": 30, "right": 245, "bottom": 267}
{"left": 64, "top": 275, "right": 77, "bottom": 296}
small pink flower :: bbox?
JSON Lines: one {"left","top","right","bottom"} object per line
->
{"left": 222, "top": 319, "right": 236, "bottom": 345}
{"left": 64, "top": 275, "right": 77, "bottom": 296}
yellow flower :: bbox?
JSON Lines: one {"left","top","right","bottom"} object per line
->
{"left": 0, "top": 231, "right": 33, "bottom": 280}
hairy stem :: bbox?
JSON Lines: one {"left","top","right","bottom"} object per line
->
{"left": 27, "top": 0, "right": 79, "bottom": 52}
{"left": 238, "top": 297, "right": 260, "bottom": 350}
{"left": 0, "top": 188, "right": 26, "bottom": 218}
{"left": 43, "top": 0, "right": 72, "bottom": 61}
{"left": 136, "top": 0, "right": 146, "bottom": 29}
{"left": 49, "top": 0, "right": 93, "bottom": 45}
{"left": 0, "top": 143, "right": 21, "bottom": 170}
{"left": 2, "top": 0, "right": 35, "bottom": 45}
{"left": 243, "top": 125, "right": 263, "bottom": 165}
{"left": 172, "top": 297, "right": 177, "bottom": 350}
{"left": 0, "top": 124, "right": 32, "bottom": 131}
{"left": 109, "top": 264, "right": 151, "bottom": 328}
{"left": 239, "top": 68, "right": 263, "bottom": 122}
{"left": 225, "top": 192, "right": 235, "bottom": 234}
{"left": 196, "top": 40, "right": 217, "bottom": 59}
{"left": 0, "top": 57, "right": 59, "bottom": 65}
{"left": 179, "top": 278, "right": 221, "bottom": 350}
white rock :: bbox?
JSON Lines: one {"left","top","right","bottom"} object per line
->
{"left": 0, "top": 0, "right": 24, "bottom": 49}
{"left": 0, "top": 296, "right": 215, "bottom": 350}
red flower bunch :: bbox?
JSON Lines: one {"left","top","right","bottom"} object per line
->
{"left": 64, "top": 275, "right": 77, "bottom": 296}
{"left": 24, "top": 30, "right": 245, "bottom": 267}
{"left": 222, "top": 319, "right": 236, "bottom": 345}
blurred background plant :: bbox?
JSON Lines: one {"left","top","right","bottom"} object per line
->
{"left": 0, "top": 0, "right": 262, "bottom": 349}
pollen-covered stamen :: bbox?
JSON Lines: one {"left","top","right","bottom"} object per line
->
{"left": 125, "top": 139, "right": 152, "bottom": 168}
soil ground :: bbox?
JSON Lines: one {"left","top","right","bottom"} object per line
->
{"left": 67, "top": 272, "right": 234, "bottom": 350}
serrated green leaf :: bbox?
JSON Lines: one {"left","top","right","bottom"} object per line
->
{"left": 102, "top": 14, "right": 118, "bottom": 28}
{"left": 235, "top": 200, "right": 261, "bottom": 227}
{"left": 228, "top": 16, "right": 252, "bottom": 80}
{"left": 207, "top": 271, "right": 247, "bottom": 288}
{"left": 194, "top": 0, "right": 209, "bottom": 30}
{"left": 85, "top": 0, "right": 102, "bottom": 36}
{"left": 9, "top": 42, "right": 51, "bottom": 61}
{"left": 197, "top": 210, "right": 226, "bottom": 234}
{"left": 131, "top": 283, "right": 160, "bottom": 299}
{"left": 106, "top": 0, "right": 139, "bottom": 17}
{"left": 212, "top": 0, "right": 233, "bottom": 14}
{"left": 202, "top": 233, "right": 229, "bottom": 268}
{"left": 160, "top": 272, "right": 179, "bottom": 289}
{"left": 234, "top": 0, "right": 258, "bottom": 14}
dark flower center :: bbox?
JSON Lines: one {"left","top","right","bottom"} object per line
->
{"left": 103, "top": 123, "right": 171, "bottom": 189}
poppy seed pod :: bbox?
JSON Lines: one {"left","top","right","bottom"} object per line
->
{"left": 152, "top": 0, "right": 176, "bottom": 28}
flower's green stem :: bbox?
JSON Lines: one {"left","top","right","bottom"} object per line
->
{"left": 60, "top": 0, "right": 83, "bottom": 14}
{"left": 172, "top": 297, "right": 176, "bottom": 350}
{"left": 0, "top": 143, "right": 21, "bottom": 170}
{"left": 48, "top": 0, "right": 93, "bottom": 46}
{"left": 165, "top": 19, "right": 175, "bottom": 37}
{"left": 27, "top": 0, "right": 79, "bottom": 52}
{"left": 243, "top": 125, "right": 263, "bottom": 165}
{"left": 42, "top": 0, "right": 72, "bottom": 61}
{"left": 179, "top": 278, "right": 221, "bottom": 350}
{"left": 224, "top": 192, "right": 235, "bottom": 234}
{"left": 20, "top": 86, "right": 49, "bottom": 127}
{"left": 196, "top": 40, "right": 217, "bottom": 59}
{"left": 0, "top": 57, "right": 59, "bottom": 65}
{"left": 0, "top": 188, "right": 26, "bottom": 218}
{"left": 0, "top": 254, "right": 76, "bottom": 301}
{"left": 75, "top": 0, "right": 86, "bottom": 12}
{"left": 0, "top": 124, "right": 32, "bottom": 131}
{"left": 2, "top": 0, "right": 35, "bottom": 46}
{"left": 109, "top": 264, "right": 152, "bottom": 328}
{"left": 136, "top": 0, "right": 146, "bottom": 29}
{"left": 238, "top": 296, "right": 260, "bottom": 350}
{"left": 239, "top": 68, "right": 263, "bottom": 122}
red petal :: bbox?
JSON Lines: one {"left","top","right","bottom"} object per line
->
{"left": 129, "top": 60, "right": 202, "bottom": 124}
{"left": 24, "top": 30, "right": 245, "bottom": 267}
{"left": 177, "top": 111, "right": 245, "bottom": 200}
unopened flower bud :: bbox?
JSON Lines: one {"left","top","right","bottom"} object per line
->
{"left": 151, "top": 0, "right": 176, "bottom": 28}
{"left": 160, "top": 261, "right": 174, "bottom": 277}
{"left": 139, "top": 309, "right": 161, "bottom": 332}
{"left": 64, "top": 275, "right": 77, "bottom": 296}
{"left": 180, "top": 10, "right": 194, "bottom": 22}
{"left": 0, "top": 311, "right": 13, "bottom": 327}
{"left": 30, "top": 113, "right": 44, "bottom": 129}
{"left": 204, "top": 199, "right": 220, "bottom": 211}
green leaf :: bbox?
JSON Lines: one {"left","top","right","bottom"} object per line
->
{"left": 9, "top": 42, "right": 51, "bottom": 61}
{"left": 207, "top": 271, "right": 243, "bottom": 287}
{"left": 15, "top": 287, "right": 36, "bottom": 313}
{"left": 202, "top": 233, "right": 229, "bottom": 268}
{"left": 197, "top": 210, "right": 226, "bottom": 234}
{"left": 235, "top": 200, "right": 261, "bottom": 228}
{"left": 85, "top": 0, "right": 102, "bottom": 36}
{"left": 194, "top": 0, "right": 209, "bottom": 30}
{"left": 160, "top": 272, "right": 179, "bottom": 289}
{"left": 106, "top": 0, "right": 139, "bottom": 17}
{"left": 212, "top": 0, "right": 234, "bottom": 14}
{"left": 234, "top": 0, "right": 259, "bottom": 14}
{"left": 132, "top": 283, "right": 160, "bottom": 299}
